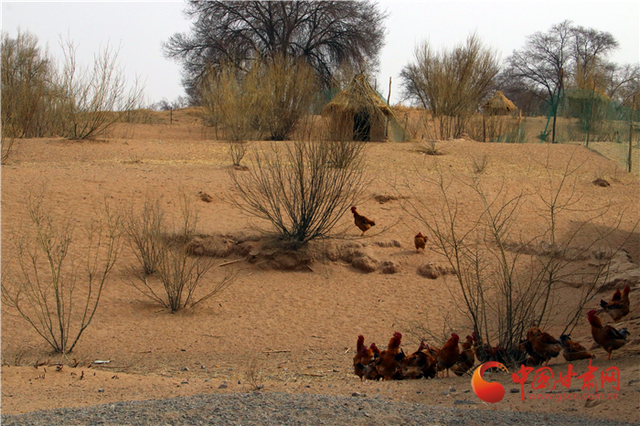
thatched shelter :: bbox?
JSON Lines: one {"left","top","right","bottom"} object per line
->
{"left": 322, "top": 74, "right": 407, "bottom": 142}
{"left": 482, "top": 91, "right": 517, "bottom": 116}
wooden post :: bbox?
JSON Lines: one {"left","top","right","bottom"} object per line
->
{"left": 483, "top": 115, "right": 486, "bottom": 142}
{"left": 385, "top": 77, "right": 392, "bottom": 139}
{"left": 170, "top": 107, "right": 173, "bottom": 125}
{"left": 629, "top": 95, "right": 635, "bottom": 173}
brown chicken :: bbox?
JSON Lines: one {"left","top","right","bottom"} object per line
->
{"left": 353, "top": 335, "right": 376, "bottom": 381}
{"left": 374, "top": 332, "right": 403, "bottom": 380}
{"left": 351, "top": 206, "right": 375, "bottom": 236}
{"left": 559, "top": 334, "right": 594, "bottom": 362}
{"left": 414, "top": 232, "right": 428, "bottom": 251}
{"left": 600, "top": 285, "right": 631, "bottom": 322}
{"left": 519, "top": 339, "right": 545, "bottom": 366}
{"left": 437, "top": 333, "right": 460, "bottom": 378}
{"left": 526, "top": 327, "right": 562, "bottom": 366}
{"left": 401, "top": 341, "right": 429, "bottom": 379}
{"left": 451, "top": 335, "right": 475, "bottom": 376}
{"left": 421, "top": 344, "right": 439, "bottom": 379}
{"left": 588, "top": 309, "right": 629, "bottom": 360}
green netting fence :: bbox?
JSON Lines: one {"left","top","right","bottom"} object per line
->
{"left": 484, "top": 89, "right": 639, "bottom": 175}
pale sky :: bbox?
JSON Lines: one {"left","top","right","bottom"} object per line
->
{"left": 2, "top": 1, "right": 639, "bottom": 105}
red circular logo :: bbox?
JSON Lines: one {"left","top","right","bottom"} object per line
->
{"left": 471, "top": 361, "right": 508, "bottom": 403}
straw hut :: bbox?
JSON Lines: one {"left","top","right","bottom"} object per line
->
{"left": 482, "top": 91, "right": 517, "bottom": 116}
{"left": 322, "top": 74, "right": 407, "bottom": 142}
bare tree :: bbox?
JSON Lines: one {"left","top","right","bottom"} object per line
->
{"left": 56, "top": 38, "right": 145, "bottom": 140}
{"left": 1, "top": 30, "right": 57, "bottom": 138}
{"left": 503, "top": 21, "right": 573, "bottom": 103}
{"left": 163, "top": 1, "right": 388, "bottom": 100}
{"left": 571, "top": 25, "right": 619, "bottom": 89}
{"left": 400, "top": 33, "right": 500, "bottom": 139}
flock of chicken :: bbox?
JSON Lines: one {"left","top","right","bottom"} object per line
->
{"left": 353, "top": 285, "right": 632, "bottom": 381}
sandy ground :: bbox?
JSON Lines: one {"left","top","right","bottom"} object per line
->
{"left": 1, "top": 115, "right": 639, "bottom": 423}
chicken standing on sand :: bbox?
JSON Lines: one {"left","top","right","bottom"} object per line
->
{"left": 414, "top": 232, "right": 428, "bottom": 251}
{"left": 587, "top": 309, "right": 629, "bottom": 360}
{"left": 559, "top": 334, "right": 594, "bottom": 362}
{"left": 437, "top": 333, "right": 460, "bottom": 378}
{"left": 600, "top": 285, "right": 631, "bottom": 322}
{"left": 351, "top": 206, "right": 375, "bottom": 236}
{"left": 374, "top": 332, "right": 403, "bottom": 380}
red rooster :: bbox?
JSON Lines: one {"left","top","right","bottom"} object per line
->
{"left": 437, "top": 333, "right": 460, "bottom": 378}
{"left": 374, "top": 332, "right": 403, "bottom": 380}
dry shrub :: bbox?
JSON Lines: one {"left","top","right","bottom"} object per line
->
{"left": 1, "top": 30, "right": 57, "bottom": 138}
{"left": 200, "top": 56, "right": 317, "bottom": 141}
{"left": 229, "top": 141, "right": 247, "bottom": 167}
{"left": 401, "top": 154, "right": 634, "bottom": 364}
{"left": 231, "top": 138, "right": 369, "bottom": 244}
{"left": 400, "top": 33, "right": 500, "bottom": 139}
{"left": 127, "top": 191, "right": 234, "bottom": 312}
{"left": 1, "top": 188, "right": 123, "bottom": 354}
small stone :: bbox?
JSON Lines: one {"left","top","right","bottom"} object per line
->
{"left": 510, "top": 389, "right": 519, "bottom": 393}
{"left": 440, "top": 390, "right": 450, "bottom": 395}
{"left": 352, "top": 392, "right": 362, "bottom": 397}
{"left": 98, "top": 389, "right": 104, "bottom": 393}
{"left": 182, "top": 367, "right": 189, "bottom": 371}
{"left": 218, "top": 384, "right": 228, "bottom": 389}
{"left": 461, "top": 389, "right": 470, "bottom": 394}
{"left": 449, "top": 386, "right": 456, "bottom": 392}
{"left": 181, "top": 381, "right": 189, "bottom": 385}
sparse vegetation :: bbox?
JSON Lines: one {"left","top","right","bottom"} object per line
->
{"left": 127, "top": 191, "right": 234, "bottom": 312}
{"left": 1, "top": 188, "right": 123, "bottom": 354}
{"left": 400, "top": 33, "right": 500, "bottom": 139}
{"left": 400, "top": 152, "right": 633, "bottom": 365}
{"left": 1, "top": 30, "right": 144, "bottom": 141}
{"left": 230, "top": 138, "right": 369, "bottom": 244}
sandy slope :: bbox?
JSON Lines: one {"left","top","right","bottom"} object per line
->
{"left": 1, "top": 119, "right": 639, "bottom": 423}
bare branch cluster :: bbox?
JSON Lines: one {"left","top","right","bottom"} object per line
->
{"left": 231, "top": 138, "right": 369, "bottom": 244}
{"left": 1, "top": 189, "right": 123, "bottom": 354}
{"left": 126, "top": 191, "right": 234, "bottom": 312}
{"left": 163, "top": 0, "right": 388, "bottom": 98}
{"left": 400, "top": 153, "right": 633, "bottom": 364}
{"left": 400, "top": 33, "right": 500, "bottom": 139}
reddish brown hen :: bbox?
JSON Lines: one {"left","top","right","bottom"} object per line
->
{"left": 375, "top": 332, "right": 403, "bottom": 380}
{"left": 600, "top": 285, "right": 631, "bottom": 322}
{"left": 588, "top": 310, "right": 629, "bottom": 360}
{"left": 414, "top": 232, "right": 428, "bottom": 251}
{"left": 351, "top": 206, "right": 375, "bottom": 236}
{"left": 451, "top": 335, "right": 475, "bottom": 376}
{"left": 559, "top": 334, "right": 594, "bottom": 362}
{"left": 526, "top": 327, "right": 562, "bottom": 366}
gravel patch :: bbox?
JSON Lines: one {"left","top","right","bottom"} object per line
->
{"left": 2, "top": 392, "right": 635, "bottom": 426}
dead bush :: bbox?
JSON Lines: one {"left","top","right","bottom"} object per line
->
{"left": 1, "top": 188, "right": 123, "bottom": 354}
{"left": 127, "top": 191, "right": 234, "bottom": 312}
{"left": 230, "top": 139, "right": 369, "bottom": 244}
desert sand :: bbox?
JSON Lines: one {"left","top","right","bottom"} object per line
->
{"left": 1, "top": 111, "right": 639, "bottom": 423}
